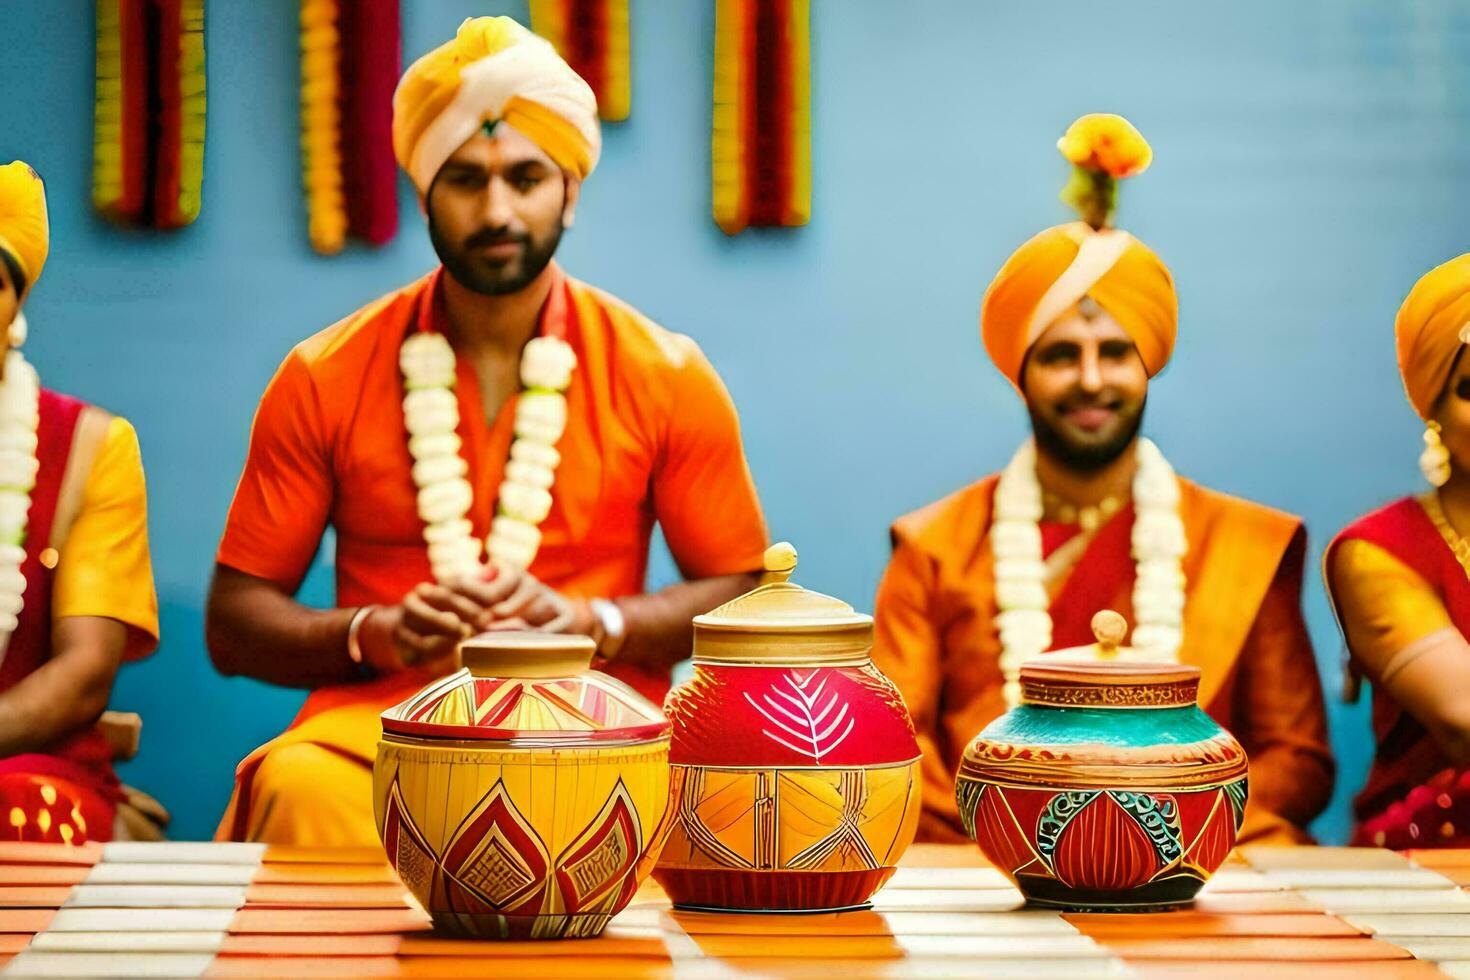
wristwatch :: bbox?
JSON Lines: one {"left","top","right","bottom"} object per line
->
{"left": 589, "top": 597, "right": 626, "bottom": 659}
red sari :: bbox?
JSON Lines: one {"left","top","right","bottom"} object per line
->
{"left": 0, "top": 391, "right": 120, "bottom": 844}
{"left": 1327, "top": 497, "right": 1470, "bottom": 845}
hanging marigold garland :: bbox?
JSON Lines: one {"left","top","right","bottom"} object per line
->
{"left": 712, "top": 0, "right": 810, "bottom": 235}
{"left": 93, "top": 0, "right": 206, "bottom": 229}
{"left": 528, "top": 0, "right": 632, "bottom": 122}
{"left": 299, "top": 0, "right": 400, "bottom": 255}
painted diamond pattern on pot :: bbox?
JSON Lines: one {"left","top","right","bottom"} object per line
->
{"left": 381, "top": 779, "right": 436, "bottom": 900}
{"left": 743, "top": 669, "right": 855, "bottom": 763}
{"left": 555, "top": 780, "right": 641, "bottom": 913}
{"left": 442, "top": 780, "right": 550, "bottom": 913}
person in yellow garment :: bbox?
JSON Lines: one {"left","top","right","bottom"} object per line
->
{"left": 1326, "top": 254, "right": 1470, "bottom": 847}
{"left": 207, "top": 17, "right": 768, "bottom": 845}
{"left": 0, "top": 162, "right": 159, "bottom": 844}
{"left": 871, "top": 115, "right": 1333, "bottom": 846}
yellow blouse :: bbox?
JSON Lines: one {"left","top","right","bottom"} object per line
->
{"left": 52, "top": 413, "right": 158, "bottom": 656}
{"left": 1330, "top": 537, "right": 1455, "bottom": 683}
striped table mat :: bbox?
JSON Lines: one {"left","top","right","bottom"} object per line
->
{"left": 0, "top": 842, "right": 1467, "bottom": 977}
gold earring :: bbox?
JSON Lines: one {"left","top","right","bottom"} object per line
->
{"left": 1422, "top": 420, "right": 1451, "bottom": 487}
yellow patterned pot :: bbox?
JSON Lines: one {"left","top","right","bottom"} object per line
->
{"left": 374, "top": 632, "right": 673, "bottom": 940}
{"left": 655, "top": 543, "right": 923, "bottom": 912}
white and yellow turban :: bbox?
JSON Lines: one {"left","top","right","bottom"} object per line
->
{"left": 392, "top": 16, "right": 600, "bottom": 195}
{"left": 0, "top": 162, "right": 48, "bottom": 297}
{"left": 981, "top": 115, "right": 1177, "bottom": 392}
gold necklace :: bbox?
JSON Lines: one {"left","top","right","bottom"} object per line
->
{"left": 1042, "top": 490, "right": 1124, "bottom": 533}
{"left": 1420, "top": 490, "right": 1470, "bottom": 577}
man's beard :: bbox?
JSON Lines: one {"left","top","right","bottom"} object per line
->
{"left": 1028, "top": 396, "right": 1146, "bottom": 473}
{"left": 430, "top": 218, "right": 564, "bottom": 297}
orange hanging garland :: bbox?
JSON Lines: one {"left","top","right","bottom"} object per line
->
{"left": 299, "top": 0, "right": 400, "bottom": 256}
{"left": 712, "top": 0, "right": 810, "bottom": 235}
{"left": 93, "top": 0, "right": 206, "bottom": 229}
{"left": 528, "top": 0, "right": 631, "bottom": 122}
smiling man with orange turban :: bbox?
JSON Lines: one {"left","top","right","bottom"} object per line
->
{"left": 207, "top": 17, "right": 767, "bottom": 846}
{"left": 872, "top": 115, "right": 1333, "bottom": 846}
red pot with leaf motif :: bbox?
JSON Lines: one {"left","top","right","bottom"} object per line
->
{"left": 655, "top": 543, "right": 923, "bottom": 912}
{"left": 955, "top": 612, "right": 1249, "bottom": 911}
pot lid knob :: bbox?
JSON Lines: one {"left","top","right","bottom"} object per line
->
{"left": 1090, "top": 609, "right": 1128, "bottom": 659}
{"left": 760, "top": 542, "right": 799, "bottom": 585}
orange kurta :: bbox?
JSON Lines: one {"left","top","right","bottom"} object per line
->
{"left": 215, "top": 264, "right": 767, "bottom": 843}
{"left": 873, "top": 475, "right": 1333, "bottom": 846}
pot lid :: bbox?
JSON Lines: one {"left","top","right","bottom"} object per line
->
{"left": 1020, "top": 612, "right": 1200, "bottom": 709}
{"left": 381, "top": 632, "right": 669, "bottom": 742}
{"left": 692, "top": 543, "right": 874, "bottom": 665}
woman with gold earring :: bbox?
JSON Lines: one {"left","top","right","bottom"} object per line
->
{"left": 0, "top": 161, "right": 159, "bottom": 844}
{"left": 1326, "top": 253, "right": 1470, "bottom": 847}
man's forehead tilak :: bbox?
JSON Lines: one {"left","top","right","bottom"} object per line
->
{"left": 446, "top": 122, "right": 559, "bottom": 171}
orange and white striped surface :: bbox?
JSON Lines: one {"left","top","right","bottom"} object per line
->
{"left": 3, "top": 843, "right": 1470, "bottom": 976}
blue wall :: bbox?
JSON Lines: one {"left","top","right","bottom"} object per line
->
{"left": 6, "top": 0, "right": 1469, "bottom": 841}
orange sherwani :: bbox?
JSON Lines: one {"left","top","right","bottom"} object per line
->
{"left": 873, "top": 475, "right": 1333, "bottom": 846}
{"left": 215, "top": 264, "right": 767, "bottom": 844}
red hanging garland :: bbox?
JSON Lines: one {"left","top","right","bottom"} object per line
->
{"left": 712, "top": 0, "right": 809, "bottom": 235}
{"left": 529, "top": 0, "right": 631, "bottom": 122}
{"left": 94, "top": 0, "right": 206, "bottom": 229}
{"left": 300, "top": 0, "right": 400, "bottom": 255}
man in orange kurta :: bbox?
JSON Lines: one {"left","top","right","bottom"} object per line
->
{"left": 209, "top": 18, "right": 767, "bottom": 845}
{"left": 873, "top": 116, "right": 1332, "bottom": 846}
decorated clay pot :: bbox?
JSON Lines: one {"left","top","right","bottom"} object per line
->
{"left": 374, "top": 632, "right": 673, "bottom": 939}
{"left": 655, "top": 543, "right": 923, "bottom": 912}
{"left": 955, "top": 612, "right": 1249, "bottom": 912}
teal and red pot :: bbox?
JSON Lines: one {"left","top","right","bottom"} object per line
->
{"left": 956, "top": 643, "right": 1248, "bottom": 911}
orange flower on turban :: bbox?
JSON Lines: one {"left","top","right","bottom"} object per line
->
{"left": 392, "top": 16, "right": 600, "bottom": 195}
{"left": 1395, "top": 253, "right": 1470, "bottom": 420}
{"left": 0, "top": 162, "right": 48, "bottom": 296}
{"left": 982, "top": 115, "right": 1176, "bottom": 393}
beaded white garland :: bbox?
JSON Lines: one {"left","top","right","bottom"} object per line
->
{"left": 0, "top": 339, "right": 41, "bottom": 661}
{"left": 400, "top": 330, "right": 576, "bottom": 582}
{"left": 992, "top": 436, "right": 1187, "bottom": 708}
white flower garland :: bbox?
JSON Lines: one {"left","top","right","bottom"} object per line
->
{"left": 0, "top": 337, "right": 40, "bottom": 657}
{"left": 399, "top": 330, "right": 576, "bottom": 582}
{"left": 992, "top": 436, "right": 1186, "bottom": 708}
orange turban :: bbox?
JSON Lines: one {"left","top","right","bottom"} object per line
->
{"left": 981, "top": 222, "right": 1176, "bottom": 391}
{"left": 1396, "top": 254, "right": 1470, "bottom": 420}
{"left": 981, "top": 114, "right": 1177, "bottom": 392}
{"left": 0, "top": 162, "right": 48, "bottom": 296}
{"left": 393, "top": 16, "right": 600, "bottom": 195}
